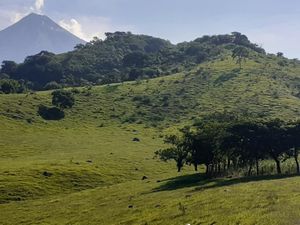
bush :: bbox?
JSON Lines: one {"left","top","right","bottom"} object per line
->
{"left": 122, "top": 114, "right": 137, "bottom": 123}
{"left": 132, "top": 95, "right": 151, "bottom": 105}
{"left": 0, "top": 79, "right": 25, "bottom": 94}
{"left": 38, "top": 105, "right": 65, "bottom": 120}
{"left": 44, "top": 81, "right": 62, "bottom": 90}
{"left": 51, "top": 90, "right": 75, "bottom": 109}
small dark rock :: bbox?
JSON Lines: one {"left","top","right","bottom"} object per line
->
{"left": 86, "top": 160, "right": 93, "bottom": 163}
{"left": 156, "top": 180, "right": 161, "bottom": 183}
{"left": 128, "top": 205, "right": 133, "bottom": 208}
{"left": 155, "top": 204, "right": 161, "bottom": 208}
{"left": 26, "top": 118, "right": 33, "bottom": 124}
{"left": 132, "top": 138, "right": 140, "bottom": 142}
{"left": 135, "top": 168, "right": 139, "bottom": 171}
{"left": 142, "top": 176, "right": 148, "bottom": 180}
{"left": 42, "top": 171, "right": 53, "bottom": 177}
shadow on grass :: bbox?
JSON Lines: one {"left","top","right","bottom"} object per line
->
{"left": 152, "top": 173, "right": 299, "bottom": 193}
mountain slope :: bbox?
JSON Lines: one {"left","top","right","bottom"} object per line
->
{"left": 0, "top": 13, "right": 86, "bottom": 63}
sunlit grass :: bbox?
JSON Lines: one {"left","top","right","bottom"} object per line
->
{"left": 1, "top": 57, "right": 300, "bottom": 224}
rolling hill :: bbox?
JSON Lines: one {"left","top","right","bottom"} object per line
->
{"left": 1, "top": 48, "right": 300, "bottom": 224}
{"left": 0, "top": 32, "right": 267, "bottom": 89}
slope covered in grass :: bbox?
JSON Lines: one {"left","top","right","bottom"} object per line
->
{"left": 1, "top": 54, "right": 300, "bottom": 224}
{"left": 2, "top": 162, "right": 300, "bottom": 225}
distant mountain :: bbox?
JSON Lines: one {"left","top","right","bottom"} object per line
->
{"left": 0, "top": 13, "right": 86, "bottom": 63}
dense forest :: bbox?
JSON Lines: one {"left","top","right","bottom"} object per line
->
{"left": 0, "top": 31, "right": 266, "bottom": 91}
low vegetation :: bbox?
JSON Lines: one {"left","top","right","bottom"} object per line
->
{"left": 38, "top": 89, "right": 75, "bottom": 120}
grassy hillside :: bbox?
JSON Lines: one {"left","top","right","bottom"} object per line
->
{"left": 1, "top": 55, "right": 300, "bottom": 224}
{"left": 1, "top": 32, "right": 265, "bottom": 90}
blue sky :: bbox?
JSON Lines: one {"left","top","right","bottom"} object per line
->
{"left": 1, "top": 0, "right": 300, "bottom": 58}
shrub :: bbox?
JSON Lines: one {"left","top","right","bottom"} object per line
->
{"left": 51, "top": 90, "right": 75, "bottom": 109}
{"left": 0, "top": 79, "right": 25, "bottom": 94}
{"left": 44, "top": 81, "right": 62, "bottom": 90}
{"left": 132, "top": 95, "right": 151, "bottom": 105}
{"left": 38, "top": 105, "right": 65, "bottom": 120}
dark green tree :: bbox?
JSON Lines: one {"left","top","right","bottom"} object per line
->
{"left": 227, "top": 121, "right": 267, "bottom": 176}
{"left": 51, "top": 90, "right": 75, "bottom": 109}
{"left": 286, "top": 121, "right": 300, "bottom": 174}
{"left": 1, "top": 61, "right": 18, "bottom": 76}
{"left": 155, "top": 134, "right": 189, "bottom": 172}
{"left": 277, "top": 52, "right": 284, "bottom": 57}
{"left": 0, "top": 79, "right": 22, "bottom": 94}
{"left": 261, "top": 119, "right": 289, "bottom": 174}
{"left": 232, "top": 46, "right": 249, "bottom": 69}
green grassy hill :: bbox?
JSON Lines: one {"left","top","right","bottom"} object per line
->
{"left": 1, "top": 54, "right": 300, "bottom": 224}
{"left": 1, "top": 32, "right": 266, "bottom": 90}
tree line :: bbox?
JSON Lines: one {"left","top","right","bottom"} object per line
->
{"left": 155, "top": 118, "right": 300, "bottom": 176}
{"left": 0, "top": 32, "right": 265, "bottom": 91}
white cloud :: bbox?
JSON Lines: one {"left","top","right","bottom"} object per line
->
{"left": 59, "top": 19, "right": 87, "bottom": 40}
{"left": 0, "top": 9, "right": 27, "bottom": 29}
{"left": 0, "top": 0, "right": 46, "bottom": 29}
{"left": 11, "top": 12, "right": 27, "bottom": 23}
{"left": 0, "top": 1, "right": 135, "bottom": 43}
{"left": 58, "top": 16, "right": 136, "bottom": 41}
{"left": 30, "top": 0, "right": 45, "bottom": 14}
{"left": 35, "top": 0, "right": 44, "bottom": 13}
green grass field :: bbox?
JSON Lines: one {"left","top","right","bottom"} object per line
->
{"left": 1, "top": 57, "right": 300, "bottom": 224}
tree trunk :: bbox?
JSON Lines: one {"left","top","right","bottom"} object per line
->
{"left": 194, "top": 163, "right": 198, "bottom": 172}
{"left": 177, "top": 159, "right": 183, "bottom": 172}
{"left": 233, "top": 158, "right": 238, "bottom": 170}
{"left": 255, "top": 158, "right": 259, "bottom": 176}
{"left": 205, "top": 164, "right": 209, "bottom": 175}
{"left": 294, "top": 148, "right": 300, "bottom": 174}
{"left": 214, "top": 163, "right": 218, "bottom": 176}
{"left": 274, "top": 158, "right": 282, "bottom": 174}
{"left": 247, "top": 163, "right": 252, "bottom": 176}
{"left": 227, "top": 158, "right": 231, "bottom": 170}
{"left": 218, "top": 163, "right": 221, "bottom": 174}
{"left": 209, "top": 164, "right": 214, "bottom": 177}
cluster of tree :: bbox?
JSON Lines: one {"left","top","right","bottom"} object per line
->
{"left": 0, "top": 32, "right": 265, "bottom": 90}
{"left": 155, "top": 119, "right": 300, "bottom": 177}
{"left": 38, "top": 89, "right": 75, "bottom": 120}
{"left": 0, "top": 78, "right": 27, "bottom": 94}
